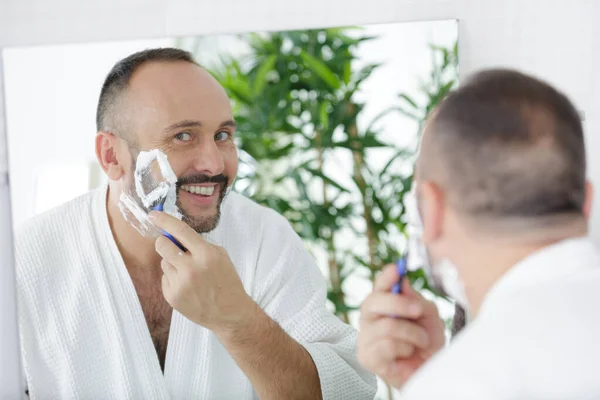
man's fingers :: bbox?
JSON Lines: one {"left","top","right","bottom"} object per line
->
{"left": 161, "top": 259, "right": 177, "bottom": 277}
{"left": 359, "top": 337, "right": 415, "bottom": 379}
{"left": 361, "top": 292, "right": 423, "bottom": 320}
{"left": 368, "top": 338, "right": 416, "bottom": 368}
{"left": 373, "top": 264, "right": 401, "bottom": 292}
{"left": 400, "top": 280, "right": 441, "bottom": 318}
{"left": 364, "top": 318, "right": 430, "bottom": 349}
{"left": 161, "top": 273, "right": 177, "bottom": 306}
{"left": 161, "top": 272, "right": 170, "bottom": 292}
{"left": 149, "top": 211, "right": 202, "bottom": 250}
{"left": 155, "top": 235, "right": 190, "bottom": 264}
{"left": 400, "top": 278, "right": 426, "bottom": 300}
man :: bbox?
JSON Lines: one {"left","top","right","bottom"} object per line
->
{"left": 358, "top": 69, "right": 600, "bottom": 398}
{"left": 15, "top": 48, "right": 377, "bottom": 399}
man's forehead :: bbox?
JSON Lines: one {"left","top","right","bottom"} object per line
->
{"left": 129, "top": 62, "right": 228, "bottom": 103}
{"left": 124, "top": 62, "right": 233, "bottom": 129}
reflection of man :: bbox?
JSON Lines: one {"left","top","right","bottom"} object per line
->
{"left": 16, "top": 48, "right": 376, "bottom": 399}
{"left": 358, "top": 69, "right": 600, "bottom": 398}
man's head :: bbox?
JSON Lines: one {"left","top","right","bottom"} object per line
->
{"left": 95, "top": 48, "right": 238, "bottom": 233}
{"left": 412, "top": 69, "right": 591, "bottom": 308}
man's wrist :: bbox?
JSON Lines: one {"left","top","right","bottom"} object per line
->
{"left": 215, "top": 296, "right": 266, "bottom": 345}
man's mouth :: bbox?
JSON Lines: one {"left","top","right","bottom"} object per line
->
{"left": 180, "top": 184, "right": 216, "bottom": 197}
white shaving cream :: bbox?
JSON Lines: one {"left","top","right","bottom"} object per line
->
{"left": 134, "top": 150, "right": 175, "bottom": 206}
{"left": 118, "top": 149, "right": 183, "bottom": 236}
{"left": 118, "top": 192, "right": 159, "bottom": 237}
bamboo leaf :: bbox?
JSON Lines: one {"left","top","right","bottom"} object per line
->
{"left": 379, "top": 148, "right": 414, "bottom": 178}
{"left": 352, "top": 254, "right": 370, "bottom": 268}
{"left": 332, "top": 134, "right": 388, "bottom": 151}
{"left": 426, "top": 80, "right": 455, "bottom": 115}
{"left": 224, "top": 78, "right": 254, "bottom": 104}
{"left": 398, "top": 94, "right": 419, "bottom": 109}
{"left": 350, "top": 63, "right": 381, "bottom": 89}
{"left": 298, "top": 50, "right": 341, "bottom": 89}
{"left": 393, "top": 106, "right": 422, "bottom": 121}
{"left": 365, "top": 107, "right": 396, "bottom": 133}
{"left": 290, "top": 170, "right": 311, "bottom": 202}
{"left": 324, "top": 26, "right": 364, "bottom": 36}
{"left": 342, "top": 62, "right": 352, "bottom": 86}
{"left": 319, "top": 101, "right": 330, "bottom": 130}
{"left": 252, "top": 55, "right": 277, "bottom": 95}
{"left": 360, "top": 132, "right": 390, "bottom": 148}
{"left": 336, "top": 303, "right": 360, "bottom": 313}
{"left": 303, "top": 167, "right": 351, "bottom": 193}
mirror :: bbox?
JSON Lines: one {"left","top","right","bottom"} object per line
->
{"left": 2, "top": 19, "right": 458, "bottom": 399}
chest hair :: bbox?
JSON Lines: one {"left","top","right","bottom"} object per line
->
{"left": 129, "top": 269, "right": 173, "bottom": 371}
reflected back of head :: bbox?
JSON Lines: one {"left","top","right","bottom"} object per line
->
{"left": 417, "top": 69, "right": 586, "bottom": 232}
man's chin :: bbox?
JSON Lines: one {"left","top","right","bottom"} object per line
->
{"left": 181, "top": 211, "right": 221, "bottom": 234}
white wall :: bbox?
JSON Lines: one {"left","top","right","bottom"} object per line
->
{"left": 0, "top": 52, "right": 23, "bottom": 399}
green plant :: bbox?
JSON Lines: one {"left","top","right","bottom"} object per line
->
{"left": 206, "top": 28, "right": 391, "bottom": 323}
{"left": 180, "top": 27, "right": 458, "bottom": 400}
{"left": 180, "top": 28, "right": 458, "bottom": 315}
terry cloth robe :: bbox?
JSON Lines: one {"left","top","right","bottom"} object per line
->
{"left": 399, "top": 237, "right": 600, "bottom": 399}
{"left": 15, "top": 185, "right": 377, "bottom": 399}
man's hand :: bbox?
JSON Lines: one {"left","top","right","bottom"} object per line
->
{"left": 357, "top": 264, "right": 446, "bottom": 389}
{"left": 149, "top": 210, "right": 256, "bottom": 336}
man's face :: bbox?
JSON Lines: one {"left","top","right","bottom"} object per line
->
{"left": 407, "top": 180, "right": 452, "bottom": 297}
{"left": 122, "top": 61, "right": 238, "bottom": 233}
{"left": 411, "top": 117, "right": 453, "bottom": 269}
{"left": 410, "top": 127, "right": 456, "bottom": 293}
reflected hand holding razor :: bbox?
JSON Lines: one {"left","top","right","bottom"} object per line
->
{"left": 152, "top": 201, "right": 187, "bottom": 252}
{"left": 134, "top": 149, "right": 187, "bottom": 252}
{"left": 392, "top": 257, "right": 407, "bottom": 294}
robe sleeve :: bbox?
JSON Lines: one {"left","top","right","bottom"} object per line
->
{"left": 253, "top": 209, "right": 377, "bottom": 400}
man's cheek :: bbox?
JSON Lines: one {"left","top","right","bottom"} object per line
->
{"left": 225, "top": 153, "right": 238, "bottom": 186}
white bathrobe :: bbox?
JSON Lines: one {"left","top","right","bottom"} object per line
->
{"left": 15, "top": 185, "right": 377, "bottom": 399}
{"left": 399, "top": 237, "right": 600, "bottom": 399}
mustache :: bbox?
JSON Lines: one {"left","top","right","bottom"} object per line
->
{"left": 177, "top": 173, "right": 228, "bottom": 187}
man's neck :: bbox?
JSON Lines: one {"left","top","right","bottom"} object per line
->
{"left": 106, "top": 184, "right": 162, "bottom": 272}
{"left": 456, "top": 220, "right": 588, "bottom": 317}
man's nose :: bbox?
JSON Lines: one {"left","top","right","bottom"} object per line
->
{"left": 191, "top": 138, "right": 225, "bottom": 177}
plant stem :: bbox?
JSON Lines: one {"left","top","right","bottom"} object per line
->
{"left": 346, "top": 103, "right": 378, "bottom": 280}
{"left": 316, "top": 130, "right": 349, "bottom": 324}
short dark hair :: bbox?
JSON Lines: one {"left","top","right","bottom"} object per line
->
{"left": 419, "top": 68, "right": 586, "bottom": 222}
{"left": 96, "top": 47, "right": 198, "bottom": 138}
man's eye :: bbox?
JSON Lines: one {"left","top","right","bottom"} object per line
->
{"left": 175, "top": 132, "right": 192, "bottom": 141}
{"left": 215, "top": 131, "right": 231, "bottom": 142}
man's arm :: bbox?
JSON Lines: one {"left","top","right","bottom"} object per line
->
{"left": 246, "top": 209, "right": 378, "bottom": 400}
{"left": 216, "top": 300, "right": 321, "bottom": 400}
{"left": 151, "top": 210, "right": 377, "bottom": 400}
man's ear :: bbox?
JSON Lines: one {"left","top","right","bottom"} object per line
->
{"left": 420, "top": 181, "right": 445, "bottom": 245}
{"left": 95, "top": 132, "right": 126, "bottom": 181}
{"left": 583, "top": 180, "right": 594, "bottom": 220}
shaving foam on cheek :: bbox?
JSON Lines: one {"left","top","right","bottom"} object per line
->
{"left": 404, "top": 187, "right": 471, "bottom": 318}
{"left": 117, "top": 193, "right": 160, "bottom": 237}
{"left": 117, "top": 149, "right": 183, "bottom": 237}
{"left": 134, "top": 149, "right": 177, "bottom": 210}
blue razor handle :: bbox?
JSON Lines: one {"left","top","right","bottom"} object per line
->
{"left": 392, "top": 258, "right": 407, "bottom": 294}
{"left": 152, "top": 203, "right": 187, "bottom": 252}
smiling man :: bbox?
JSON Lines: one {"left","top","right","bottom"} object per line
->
{"left": 15, "top": 48, "right": 377, "bottom": 399}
